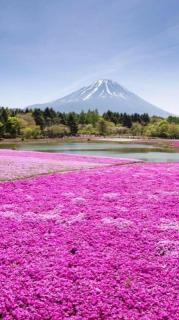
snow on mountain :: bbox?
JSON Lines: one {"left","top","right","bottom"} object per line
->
{"left": 28, "top": 79, "right": 170, "bottom": 116}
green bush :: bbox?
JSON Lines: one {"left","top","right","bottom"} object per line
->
{"left": 21, "top": 125, "right": 41, "bottom": 139}
{"left": 44, "top": 124, "right": 70, "bottom": 138}
{"left": 78, "top": 124, "right": 98, "bottom": 135}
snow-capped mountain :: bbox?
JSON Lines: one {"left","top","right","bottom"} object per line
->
{"left": 28, "top": 79, "right": 170, "bottom": 116}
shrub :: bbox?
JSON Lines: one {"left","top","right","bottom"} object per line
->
{"left": 44, "top": 124, "right": 70, "bottom": 138}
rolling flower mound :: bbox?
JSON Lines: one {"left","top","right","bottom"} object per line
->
{"left": 173, "top": 140, "right": 179, "bottom": 147}
{"left": 0, "top": 162, "right": 178, "bottom": 319}
{"left": 168, "top": 140, "right": 179, "bottom": 148}
{"left": 0, "top": 149, "right": 138, "bottom": 181}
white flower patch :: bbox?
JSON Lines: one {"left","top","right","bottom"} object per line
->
{"left": 116, "top": 206, "right": 128, "bottom": 212}
{"left": 157, "top": 240, "right": 179, "bottom": 257}
{"left": 23, "top": 205, "right": 63, "bottom": 221}
{"left": 66, "top": 212, "right": 86, "bottom": 225}
{"left": 38, "top": 205, "right": 63, "bottom": 220}
{"left": 160, "top": 218, "right": 179, "bottom": 231}
{"left": 148, "top": 194, "right": 159, "bottom": 200}
{"left": 23, "top": 209, "right": 85, "bottom": 226}
{"left": 0, "top": 210, "right": 16, "bottom": 218}
{"left": 23, "top": 211, "right": 37, "bottom": 219}
{"left": 25, "top": 195, "right": 34, "bottom": 200}
{"left": 72, "top": 197, "right": 85, "bottom": 204}
{"left": 62, "top": 192, "right": 74, "bottom": 197}
{"left": 102, "top": 217, "right": 132, "bottom": 228}
{"left": 0, "top": 204, "right": 14, "bottom": 209}
{"left": 159, "top": 191, "right": 179, "bottom": 196}
{"left": 45, "top": 212, "right": 85, "bottom": 225}
{"left": 102, "top": 192, "right": 119, "bottom": 200}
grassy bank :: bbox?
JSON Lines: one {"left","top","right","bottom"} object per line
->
{"left": 0, "top": 136, "right": 178, "bottom": 150}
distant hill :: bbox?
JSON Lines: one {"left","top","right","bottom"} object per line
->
{"left": 28, "top": 79, "right": 170, "bottom": 117}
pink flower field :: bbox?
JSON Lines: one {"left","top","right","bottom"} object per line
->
{"left": 0, "top": 152, "right": 178, "bottom": 320}
{"left": 0, "top": 150, "right": 137, "bottom": 181}
{"left": 172, "top": 140, "right": 179, "bottom": 148}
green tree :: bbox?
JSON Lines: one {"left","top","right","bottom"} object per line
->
{"left": 67, "top": 113, "right": 78, "bottom": 135}
{"left": 78, "top": 124, "right": 98, "bottom": 135}
{"left": 79, "top": 111, "right": 86, "bottom": 124}
{"left": 122, "top": 113, "right": 132, "bottom": 128}
{"left": 0, "top": 121, "right": 4, "bottom": 138}
{"left": 97, "top": 119, "right": 108, "bottom": 136}
{"left": 0, "top": 108, "right": 8, "bottom": 123}
{"left": 167, "top": 116, "right": 179, "bottom": 124}
{"left": 21, "top": 125, "right": 41, "bottom": 139}
{"left": 131, "top": 122, "right": 143, "bottom": 136}
{"left": 85, "top": 110, "right": 99, "bottom": 126}
{"left": 144, "top": 120, "right": 172, "bottom": 138}
{"left": 167, "top": 123, "right": 179, "bottom": 138}
{"left": 33, "top": 109, "right": 45, "bottom": 130}
{"left": 6, "top": 116, "right": 20, "bottom": 138}
{"left": 44, "top": 124, "right": 70, "bottom": 138}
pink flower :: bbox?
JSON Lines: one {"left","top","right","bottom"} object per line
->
{"left": 0, "top": 152, "right": 178, "bottom": 319}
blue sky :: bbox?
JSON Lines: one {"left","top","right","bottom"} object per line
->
{"left": 0, "top": 0, "right": 179, "bottom": 114}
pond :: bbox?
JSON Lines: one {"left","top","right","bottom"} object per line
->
{"left": 1, "top": 142, "right": 179, "bottom": 162}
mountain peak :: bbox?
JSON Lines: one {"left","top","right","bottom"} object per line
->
{"left": 79, "top": 79, "right": 127, "bottom": 101}
{"left": 28, "top": 79, "right": 170, "bottom": 117}
{"left": 93, "top": 79, "right": 115, "bottom": 85}
{"left": 93, "top": 79, "right": 118, "bottom": 85}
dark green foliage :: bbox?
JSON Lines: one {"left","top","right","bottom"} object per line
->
{"left": 6, "top": 116, "right": 20, "bottom": 138}
{"left": 0, "top": 106, "right": 178, "bottom": 139}
{"left": 103, "top": 111, "right": 150, "bottom": 127}
{"left": 167, "top": 116, "right": 179, "bottom": 124}
{"left": 33, "top": 109, "right": 46, "bottom": 130}
{"left": 67, "top": 112, "right": 78, "bottom": 135}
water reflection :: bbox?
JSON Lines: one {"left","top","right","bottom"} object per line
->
{"left": 0, "top": 142, "right": 178, "bottom": 162}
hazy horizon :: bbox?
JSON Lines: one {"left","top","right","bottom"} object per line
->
{"left": 0, "top": 0, "right": 179, "bottom": 115}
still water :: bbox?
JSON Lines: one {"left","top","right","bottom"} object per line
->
{"left": 1, "top": 142, "right": 179, "bottom": 162}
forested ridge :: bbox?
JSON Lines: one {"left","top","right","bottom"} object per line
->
{"left": 0, "top": 106, "right": 179, "bottom": 139}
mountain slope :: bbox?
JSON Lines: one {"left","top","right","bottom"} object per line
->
{"left": 28, "top": 79, "right": 170, "bottom": 116}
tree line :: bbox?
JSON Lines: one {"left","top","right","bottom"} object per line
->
{"left": 0, "top": 106, "right": 179, "bottom": 139}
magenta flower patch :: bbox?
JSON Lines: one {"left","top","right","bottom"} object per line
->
{"left": 168, "top": 140, "right": 179, "bottom": 148}
{"left": 0, "top": 161, "right": 178, "bottom": 319}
